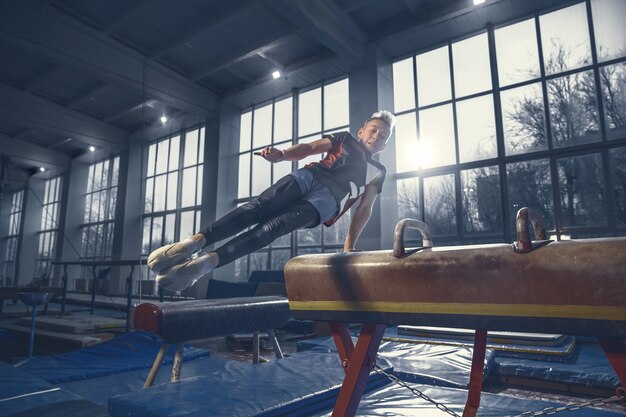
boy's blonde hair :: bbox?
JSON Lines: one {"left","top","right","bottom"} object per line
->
{"left": 366, "top": 110, "right": 396, "bottom": 132}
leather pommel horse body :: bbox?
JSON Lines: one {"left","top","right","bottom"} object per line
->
{"left": 284, "top": 209, "right": 626, "bottom": 417}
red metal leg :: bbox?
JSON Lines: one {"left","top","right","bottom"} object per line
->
{"left": 330, "top": 322, "right": 387, "bottom": 417}
{"left": 329, "top": 322, "right": 354, "bottom": 369}
{"left": 462, "top": 329, "right": 488, "bottom": 417}
{"left": 598, "top": 337, "right": 626, "bottom": 388}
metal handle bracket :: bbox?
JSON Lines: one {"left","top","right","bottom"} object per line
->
{"left": 393, "top": 219, "right": 433, "bottom": 258}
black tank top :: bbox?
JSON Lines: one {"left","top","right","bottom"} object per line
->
{"left": 305, "top": 131, "right": 386, "bottom": 226}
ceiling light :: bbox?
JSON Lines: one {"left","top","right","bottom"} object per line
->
{"left": 39, "top": 167, "right": 46, "bottom": 172}
{"left": 89, "top": 145, "right": 96, "bottom": 152}
{"left": 473, "top": 0, "right": 486, "bottom": 4}
{"left": 160, "top": 116, "right": 168, "bottom": 124}
{"left": 272, "top": 70, "right": 281, "bottom": 79}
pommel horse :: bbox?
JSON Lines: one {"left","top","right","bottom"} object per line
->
{"left": 130, "top": 295, "right": 291, "bottom": 387}
{"left": 284, "top": 208, "right": 626, "bottom": 417}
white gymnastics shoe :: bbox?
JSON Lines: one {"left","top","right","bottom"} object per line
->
{"left": 155, "top": 252, "right": 215, "bottom": 292}
{"left": 147, "top": 233, "right": 206, "bottom": 273}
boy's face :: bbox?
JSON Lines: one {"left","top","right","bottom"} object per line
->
{"left": 358, "top": 118, "right": 391, "bottom": 155}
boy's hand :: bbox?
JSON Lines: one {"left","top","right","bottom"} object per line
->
{"left": 254, "top": 147, "right": 284, "bottom": 163}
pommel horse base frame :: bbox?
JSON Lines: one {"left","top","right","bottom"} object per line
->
{"left": 284, "top": 210, "right": 626, "bottom": 417}
{"left": 141, "top": 328, "right": 284, "bottom": 388}
{"left": 327, "top": 322, "right": 489, "bottom": 417}
{"left": 329, "top": 323, "right": 625, "bottom": 417}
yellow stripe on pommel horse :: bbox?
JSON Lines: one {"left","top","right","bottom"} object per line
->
{"left": 284, "top": 209, "right": 626, "bottom": 417}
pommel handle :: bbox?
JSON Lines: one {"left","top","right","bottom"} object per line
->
{"left": 515, "top": 207, "right": 547, "bottom": 253}
{"left": 393, "top": 218, "right": 433, "bottom": 258}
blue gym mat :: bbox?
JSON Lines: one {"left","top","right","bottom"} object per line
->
{"left": 58, "top": 355, "right": 249, "bottom": 407}
{"left": 108, "top": 349, "right": 393, "bottom": 417}
{"left": 14, "top": 330, "right": 210, "bottom": 383}
{"left": 309, "top": 382, "right": 626, "bottom": 416}
{"left": 494, "top": 340, "right": 621, "bottom": 390}
{"left": 395, "top": 325, "right": 576, "bottom": 362}
{"left": 298, "top": 328, "right": 496, "bottom": 389}
{"left": 377, "top": 339, "right": 495, "bottom": 388}
{"left": 0, "top": 361, "right": 108, "bottom": 417}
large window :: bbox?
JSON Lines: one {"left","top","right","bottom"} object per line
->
{"left": 236, "top": 78, "right": 350, "bottom": 280}
{"left": 35, "top": 176, "right": 62, "bottom": 281}
{"left": 296, "top": 79, "right": 351, "bottom": 256}
{"left": 237, "top": 95, "right": 293, "bottom": 281}
{"left": 81, "top": 157, "right": 119, "bottom": 263}
{"left": 392, "top": 0, "right": 626, "bottom": 242}
{"left": 142, "top": 127, "right": 205, "bottom": 265}
{"left": 1, "top": 190, "right": 24, "bottom": 286}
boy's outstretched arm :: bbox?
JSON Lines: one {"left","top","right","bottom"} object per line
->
{"left": 343, "top": 184, "right": 378, "bottom": 252}
{"left": 255, "top": 138, "right": 332, "bottom": 162}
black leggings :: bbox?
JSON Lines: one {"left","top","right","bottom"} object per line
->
{"left": 199, "top": 175, "right": 320, "bottom": 267}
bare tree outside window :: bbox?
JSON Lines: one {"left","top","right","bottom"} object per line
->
{"left": 501, "top": 83, "right": 547, "bottom": 155}
{"left": 424, "top": 174, "right": 456, "bottom": 236}
{"left": 601, "top": 62, "right": 626, "bottom": 139}
{"left": 397, "top": 177, "right": 420, "bottom": 220}
{"left": 547, "top": 68, "right": 600, "bottom": 148}
{"left": 389, "top": 1, "right": 626, "bottom": 240}
{"left": 557, "top": 153, "right": 607, "bottom": 227}
{"left": 610, "top": 148, "right": 626, "bottom": 226}
{"left": 507, "top": 160, "right": 555, "bottom": 230}
{"left": 461, "top": 166, "right": 501, "bottom": 233}
{"left": 591, "top": 0, "right": 626, "bottom": 63}
{"left": 81, "top": 157, "right": 119, "bottom": 270}
{"left": 456, "top": 94, "right": 497, "bottom": 163}
{"left": 540, "top": 3, "right": 592, "bottom": 74}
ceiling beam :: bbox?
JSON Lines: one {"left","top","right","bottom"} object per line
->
{"left": 12, "top": 128, "right": 33, "bottom": 140}
{"left": 191, "top": 29, "right": 293, "bottom": 82}
{"left": 22, "top": 64, "right": 60, "bottom": 93}
{"left": 103, "top": 99, "right": 158, "bottom": 123}
{"left": 224, "top": 50, "right": 337, "bottom": 106}
{"left": 375, "top": 0, "right": 571, "bottom": 57}
{"left": 150, "top": 0, "right": 251, "bottom": 60}
{"left": 259, "top": 0, "right": 368, "bottom": 63}
{"left": 379, "top": 0, "right": 476, "bottom": 37}
{"left": 340, "top": 0, "right": 379, "bottom": 12}
{"left": 48, "top": 137, "right": 73, "bottom": 149}
{"left": 0, "top": 132, "right": 70, "bottom": 170}
{"left": 128, "top": 111, "right": 205, "bottom": 141}
{"left": 101, "top": 0, "right": 151, "bottom": 34}
{"left": 226, "top": 67, "right": 254, "bottom": 83}
{"left": 129, "top": 108, "right": 187, "bottom": 137}
{"left": 0, "top": 83, "right": 127, "bottom": 149}
{"left": 402, "top": 0, "right": 424, "bottom": 18}
{"left": 0, "top": 1, "right": 217, "bottom": 116}
{"left": 65, "top": 82, "right": 108, "bottom": 108}
{"left": 257, "top": 50, "right": 284, "bottom": 71}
